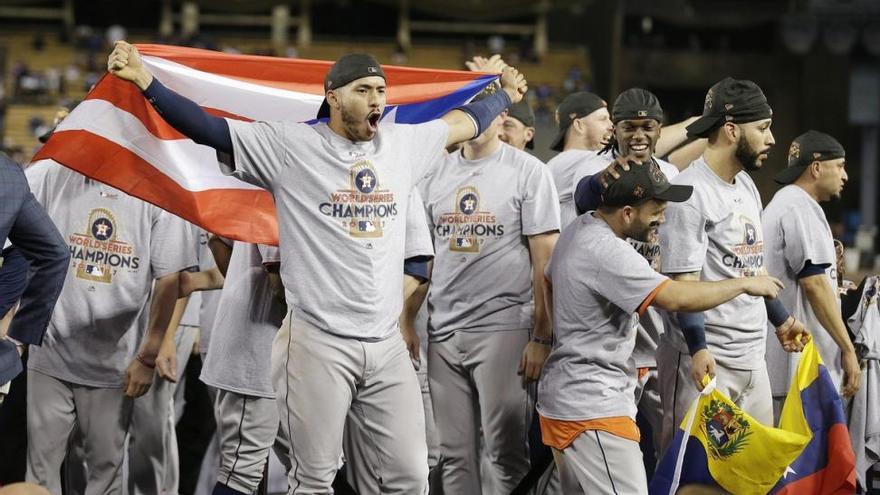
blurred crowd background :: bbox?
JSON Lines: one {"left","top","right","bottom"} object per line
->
{"left": 1, "top": 0, "right": 878, "bottom": 276}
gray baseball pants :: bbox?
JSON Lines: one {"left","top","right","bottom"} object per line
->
{"left": 271, "top": 311, "right": 428, "bottom": 494}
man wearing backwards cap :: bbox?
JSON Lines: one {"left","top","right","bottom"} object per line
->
{"left": 108, "top": 41, "right": 527, "bottom": 493}
{"left": 500, "top": 100, "right": 537, "bottom": 150}
{"left": 538, "top": 162, "right": 783, "bottom": 494}
{"left": 655, "top": 77, "right": 811, "bottom": 453}
{"left": 763, "top": 131, "right": 860, "bottom": 417}
{"left": 570, "top": 88, "right": 679, "bottom": 462}
{"left": 546, "top": 92, "right": 613, "bottom": 227}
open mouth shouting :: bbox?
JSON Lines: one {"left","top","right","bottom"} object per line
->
{"left": 367, "top": 111, "right": 381, "bottom": 133}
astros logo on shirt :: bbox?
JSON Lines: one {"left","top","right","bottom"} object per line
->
{"left": 69, "top": 208, "right": 140, "bottom": 284}
{"left": 318, "top": 160, "right": 398, "bottom": 239}
{"left": 434, "top": 186, "right": 504, "bottom": 254}
{"left": 722, "top": 215, "right": 764, "bottom": 277}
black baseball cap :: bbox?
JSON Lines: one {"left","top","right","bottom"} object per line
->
{"left": 612, "top": 88, "right": 663, "bottom": 123}
{"left": 506, "top": 100, "right": 536, "bottom": 149}
{"left": 775, "top": 130, "right": 845, "bottom": 185}
{"left": 550, "top": 92, "right": 607, "bottom": 151}
{"left": 316, "top": 53, "right": 386, "bottom": 119}
{"left": 601, "top": 161, "right": 693, "bottom": 208}
{"left": 686, "top": 77, "right": 773, "bottom": 138}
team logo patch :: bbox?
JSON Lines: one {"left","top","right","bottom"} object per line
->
{"left": 459, "top": 192, "right": 479, "bottom": 215}
{"left": 355, "top": 167, "right": 378, "bottom": 194}
{"left": 70, "top": 208, "right": 140, "bottom": 284}
{"left": 637, "top": 110, "right": 648, "bottom": 117}
{"left": 318, "top": 160, "right": 398, "bottom": 239}
{"left": 704, "top": 89, "right": 714, "bottom": 113}
{"left": 91, "top": 217, "right": 114, "bottom": 241}
{"left": 788, "top": 141, "right": 800, "bottom": 163}
{"left": 722, "top": 215, "right": 764, "bottom": 277}
{"left": 649, "top": 162, "right": 666, "bottom": 184}
{"left": 435, "top": 186, "right": 503, "bottom": 254}
{"left": 633, "top": 185, "right": 645, "bottom": 198}
{"left": 743, "top": 220, "right": 758, "bottom": 246}
{"left": 701, "top": 399, "right": 753, "bottom": 461}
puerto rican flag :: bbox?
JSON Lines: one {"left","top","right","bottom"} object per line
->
{"left": 33, "top": 44, "right": 497, "bottom": 245}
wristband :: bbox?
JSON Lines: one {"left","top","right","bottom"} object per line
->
{"left": 136, "top": 354, "right": 156, "bottom": 369}
{"left": 455, "top": 88, "right": 513, "bottom": 139}
{"left": 530, "top": 335, "right": 552, "bottom": 346}
{"left": 678, "top": 312, "right": 707, "bottom": 355}
{"left": 765, "top": 297, "right": 791, "bottom": 327}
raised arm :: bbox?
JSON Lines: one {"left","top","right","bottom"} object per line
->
{"left": 108, "top": 41, "right": 232, "bottom": 153}
{"left": 441, "top": 66, "right": 528, "bottom": 147}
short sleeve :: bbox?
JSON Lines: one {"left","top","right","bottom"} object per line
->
{"left": 226, "top": 119, "right": 288, "bottom": 190}
{"left": 405, "top": 188, "right": 434, "bottom": 259}
{"left": 150, "top": 210, "right": 198, "bottom": 279}
{"left": 258, "top": 244, "right": 281, "bottom": 264}
{"left": 781, "top": 209, "right": 834, "bottom": 274}
{"left": 408, "top": 120, "right": 450, "bottom": 180}
{"left": 594, "top": 243, "right": 668, "bottom": 314}
{"left": 521, "top": 162, "right": 561, "bottom": 236}
{"left": 659, "top": 202, "right": 708, "bottom": 274}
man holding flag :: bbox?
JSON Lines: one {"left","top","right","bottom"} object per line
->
{"left": 107, "top": 41, "right": 527, "bottom": 494}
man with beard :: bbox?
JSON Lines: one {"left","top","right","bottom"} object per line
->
{"left": 763, "top": 131, "right": 860, "bottom": 418}
{"left": 538, "top": 162, "right": 784, "bottom": 494}
{"left": 546, "top": 92, "right": 613, "bottom": 227}
{"left": 570, "top": 88, "right": 677, "bottom": 463}
{"left": 655, "top": 77, "right": 810, "bottom": 453}
{"left": 108, "top": 41, "right": 527, "bottom": 493}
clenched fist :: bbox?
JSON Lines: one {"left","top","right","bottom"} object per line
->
{"left": 499, "top": 66, "right": 528, "bottom": 104}
{"left": 108, "top": 41, "right": 153, "bottom": 91}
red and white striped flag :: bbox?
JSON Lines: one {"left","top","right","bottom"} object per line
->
{"left": 33, "top": 44, "right": 496, "bottom": 244}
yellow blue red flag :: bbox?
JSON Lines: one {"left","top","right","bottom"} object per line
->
{"left": 650, "top": 340, "right": 856, "bottom": 494}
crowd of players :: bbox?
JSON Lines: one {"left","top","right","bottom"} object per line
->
{"left": 0, "top": 39, "right": 875, "bottom": 495}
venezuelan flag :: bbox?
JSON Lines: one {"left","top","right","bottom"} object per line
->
{"left": 650, "top": 341, "right": 856, "bottom": 495}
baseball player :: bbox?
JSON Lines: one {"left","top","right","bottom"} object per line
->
{"left": 571, "top": 88, "right": 678, "bottom": 461}
{"left": 546, "top": 92, "right": 612, "bottom": 227}
{"left": 23, "top": 160, "right": 195, "bottom": 493}
{"left": 108, "top": 40, "right": 527, "bottom": 493}
{"left": 415, "top": 85, "right": 560, "bottom": 494}
{"left": 538, "top": 161, "right": 784, "bottom": 494}
{"left": 763, "top": 131, "right": 860, "bottom": 417}
{"left": 655, "top": 77, "right": 810, "bottom": 453}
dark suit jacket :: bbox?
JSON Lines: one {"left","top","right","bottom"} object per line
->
{"left": 0, "top": 153, "right": 69, "bottom": 383}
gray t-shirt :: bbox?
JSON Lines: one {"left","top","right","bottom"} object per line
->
{"left": 418, "top": 143, "right": 560, "bottom": 341}
{"left": 201, "top": 243, "right": 283, "bottom": 398}
{"left": 569, "top": 154, "right": 679, "bottom": 367}
{"left": 763, "top": 185, "right": 841, "bottom": 395}
{"left": 537, "top": 214, "right": 667, "bottom": 421}
{"left": 546, "top": 149, "right": 597, "bottom": 228}
{"left": 659, "top": 157, "right": 767, "bottom": 369}
{"left": 226, "top": 119, "right": 448, "bottom": 341}
{"left": 26, "top": 162, "right": 195, "bottom": 387}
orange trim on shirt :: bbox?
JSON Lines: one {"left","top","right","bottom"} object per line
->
{"left": 637, "top": 279, "right": 671, "bottom": 317}
{"left": 539, "top": 415, "right": 640, "bottom": 451}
